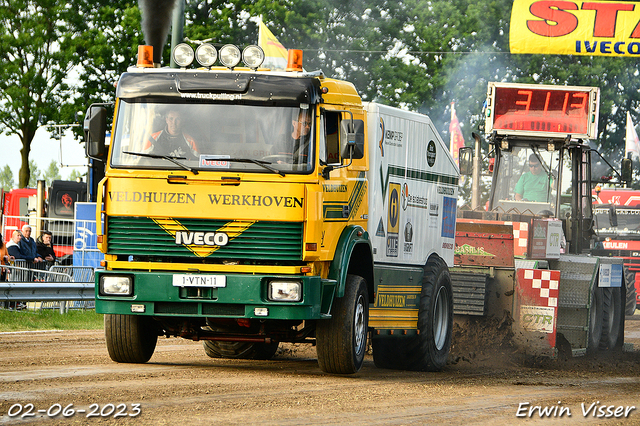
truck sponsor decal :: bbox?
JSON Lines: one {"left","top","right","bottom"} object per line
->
{"left": 108, "top": 191, "right": 196, "bottom": 204}
{"left": 401, "top": 183, "right": 428, "bottom": 210}
{"left": 441, "top": 196, "right": 456, "bottom": 239}
{"left": 208, "top": 194, "right": 303, "bottom": 208}
{"left": 386, "top": 183, "right": 400, "bottom": 257}
{"left": 180, "top": 92, "right": 242, "bottom": 101}
{"left": 426, "top": 140, "right": 436, "bottom": 167}
{"left": 322, "top": 172, "right": 367, "bottom": 221}
{"left": 152, "top": 218, "right": 254, "bottom": 257}
{"left": 403, "top": 220, "right": 413, "bottom": 256}
{"left": 520, "top": 305, "right": 555, "bottom": 333}
{"left": 379, "top": 164, "right": 459, "bottom": 200}
{"left": 378, "top": 117, "right": 385, "bottom": 157}
{"left": 454, "top": 244, "right": 496, "bottom": 257}
{"left": 373, "top": 285, "right": 420, "bottom": 309}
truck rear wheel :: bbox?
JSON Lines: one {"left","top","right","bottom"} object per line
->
{"left": 316, "top": 274, "right": 368, "bottom": 374}
{"left": 625, "top": 266, "right": 636, "bottom": 316}
{"left": 600, "top": 287, "right": 624, "bottom": 351}
{"left": 407, "top": 255, "right": 453, "bottom": 371}
{"left": 587, "top": 286, "right": 604, "bottom": 354}
{"left": 372, "top": 255, "right": 452, "bottom": 371}
{"left": 202, "top": 341, "right": 279, "bottom": 360}
{"left": 104, "top": 314, "right": 158, "bottom": 363}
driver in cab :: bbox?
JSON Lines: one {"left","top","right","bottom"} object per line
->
{"left": 514, "top": 154, "right": 550, "bottom": 202}
{"left": 142, "top": 109, "right": 199, "bottom": 160}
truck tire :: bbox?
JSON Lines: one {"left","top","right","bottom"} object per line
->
{"left": 104, "top": 314, "right": 158, "bottom": 363}
{"left": 372, "top": 255, "right": 453, "bottom": 371}
{"left": 625, "top": 266, "right": 636, "bottom": 316}
{"left": 407, "top": 255, "right": 453, "bottom": 371}
{"left": 202, "top": 341, "right": 279, "bottom": 360}
{"left": 316, "top": 274, "right": 368, "bottom": 374}
{"left": 587, "top": 286, "right": 604, "bottom": 354}
{"left": 600, "top": 287, "right": 624, "bottom": 351}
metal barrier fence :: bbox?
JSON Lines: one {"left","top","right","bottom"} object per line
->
{"left": 0, "top": 262, "right": 95, "bottom": 313}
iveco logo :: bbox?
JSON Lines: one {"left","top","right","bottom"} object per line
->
{"left": 175, "top": 231, "right": 229, "bottom": 246}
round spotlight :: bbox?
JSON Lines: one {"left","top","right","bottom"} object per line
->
{"left": 173, "top": 43, "right": 194, "bottom": 68}
{"left": 242, "top": 45, "right": 265, "bottom": 69}
{"left": 195, "top": 43, "right": 217, "bottom": 67}
{"left": 219, "top": 44, "right": 241, "bottom": 68}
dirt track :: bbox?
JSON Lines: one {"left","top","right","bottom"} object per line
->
{"left": 3, "top": 317, "right": 640, "bottom": 425}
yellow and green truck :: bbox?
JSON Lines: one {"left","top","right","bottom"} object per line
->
{"left": 84, "top": 43, "right": 460, "bottom": 374}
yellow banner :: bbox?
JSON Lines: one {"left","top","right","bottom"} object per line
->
{"left": 510, "top": 0, "right": 640, "bottom": 56}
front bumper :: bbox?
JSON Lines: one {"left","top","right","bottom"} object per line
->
{"left": 95, "top": 270, "right": 336, "bottom": 320}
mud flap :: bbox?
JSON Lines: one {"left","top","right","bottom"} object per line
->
{"left": 513, "top": 268, "right": 561, "bottom": 357}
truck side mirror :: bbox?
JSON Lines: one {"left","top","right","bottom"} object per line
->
{"left": 84, "top": 106, "right": 107, "bottom": 160}
{"left": 340, "top": 119, "right": 365, "bottom": 160}
{"left": 458, "top": 146, "right": 473, "bottom": 175}
{"left": 621, "top": 157, "right": 633, "bottom": 183}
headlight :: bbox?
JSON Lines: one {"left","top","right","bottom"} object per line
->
{"left": 242, "top": 45, "right": 265, "bottom": 69}
{"left": 100, "top": 276, "right": 133, "bottom": 296}
{"left": 268, "top": 280, "right": 302, "bottom": 302}
{"left": 195, "top": 43, "right": 217, "bottom": 67}
{"left": 173, "top": 43, "right": 195, "bottom": 67}
{"left": 219, "top": 44, "right": 241, "bottom": 68}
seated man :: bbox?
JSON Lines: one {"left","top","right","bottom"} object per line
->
{"left": 514, "top": 154, "right": 551, "bottom": 202}
{"left": 18, "top": 225, "right": 44, "bottom": 263}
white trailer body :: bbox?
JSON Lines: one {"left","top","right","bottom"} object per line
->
{"left": 364, "top": 102, "right": 459, "bottom": 268}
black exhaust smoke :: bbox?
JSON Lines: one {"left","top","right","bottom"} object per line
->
{"left": 138, "top": 0, "right": 178, "bottom": 64}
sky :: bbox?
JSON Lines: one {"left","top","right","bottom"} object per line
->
{"left": 1, "top": 127, "right": 88, "bottom": 187}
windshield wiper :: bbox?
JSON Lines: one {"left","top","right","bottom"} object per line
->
{"left": 225, "top": 158, "right": 285, "bottom": 177}
{"left": 123, "top": 151, "right": 199, "bottom": 175}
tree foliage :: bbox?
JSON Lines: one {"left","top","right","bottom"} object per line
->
{"left": 0, "top": 0, "right": 86, "bottom": 188}
{"left": 0, "top": 165, "right": 14, "bottom": 191}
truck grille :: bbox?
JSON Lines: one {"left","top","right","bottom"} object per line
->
{"left": 107, "top": 216, "right": 303, "bottom": 262}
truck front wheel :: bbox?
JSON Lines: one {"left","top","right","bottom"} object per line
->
{"left": 316, "top": 274, "right": 369, "bottom": 374}
{"left": 202, "top": 341, "right": 279, "bottom": 360}
{"left": 104, "top": 314, "right": 158, "bottom": 363}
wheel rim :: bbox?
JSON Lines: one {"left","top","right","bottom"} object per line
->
{"left": 433, "top": 286, "right": 450, "bottom": 351}
{"left": 354, "top": 294, "right": 366, "bottom": 355}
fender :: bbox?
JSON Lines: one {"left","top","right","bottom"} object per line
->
{"left": 328, "top": 225, "right": 374, "bottom": 299}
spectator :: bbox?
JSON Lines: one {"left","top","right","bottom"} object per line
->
{"left": 36, "top": 230, "right": 56, "bottom": 264}
{"left": 18, "top": 225, "right": 44, "bottom": 263}
{"left": 0, "top": 233, "right": 15, "bottom": 282}
{"left": 5, "top": 231, "right": 24, "bottom": 260}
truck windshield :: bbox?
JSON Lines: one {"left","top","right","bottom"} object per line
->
{"left": 492, "top": 146, "right": 560, "bottom": 215}
{"left": 110, "top": 101, "right": 314, "bottom": 174}
{"left": 594, "top": 207, "right": 640, "bottom": 236}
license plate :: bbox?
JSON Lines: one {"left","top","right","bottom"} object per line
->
{"left": 172, "top": 274, "right": 226, "bottom": 288}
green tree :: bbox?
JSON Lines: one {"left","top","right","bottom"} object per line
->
{"left": 0, "top": 0, "right": 86, "bottom": 188}
{"left": 67, "top": 169, "right": 85, "bottom": 182}
{"left": 42, "top": 160, "right": 61, "bottom": 187}
{"left": 28, "top": 159, "right": 41, "bottom": 188}
{"left": 0, "top": 165, "right": 14, "bottom": 191}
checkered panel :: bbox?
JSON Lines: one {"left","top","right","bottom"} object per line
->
{"left": 505, "top": 221, "right": 528, "bottom": 256}
{"left": 523, "top": 268, "right": 560, "bottom": 308}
